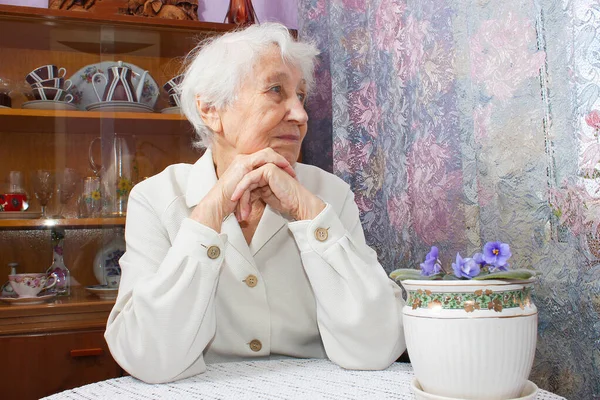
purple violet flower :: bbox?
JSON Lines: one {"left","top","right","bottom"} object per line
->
{"left": 420, "top": 246, "right": 441, "bottom": 276}
{"left": 473, "top": 252, "right": 486, "bottom": 267}
{"left": 452, "top": 253, "right": 481, "bottom": 279}
{"left": 482, "top": 241, "right": 511, "bottom": 269}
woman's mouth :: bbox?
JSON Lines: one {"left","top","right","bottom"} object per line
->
{"left": 275, "top": 135, "right": 300, "bottom": 141}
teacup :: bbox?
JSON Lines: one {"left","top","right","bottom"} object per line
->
{"left": 91, "top": 61, "right": 148, "bottom": 103}
{"left": 163, "top": 74, "right": 183, "bottom": 94}
{"left": 9, "top": 273, "right": 57, "bottom": 298}
{"left": 32, "top": 87, "right": 74, "bottom": 103}
{"left": 32, "top": 78, "right": 73, "bottom": 91}
{"left": 26, "top": 65, "right": 67, "bottom": 85}
{"left": 168, "top": 93, "right": 181, "bottom": 107}
{"left": 163, "top": 75, "right": 183, "bottom": 107}
{"left": 106, "top": 274, "right": 120, "bottom": 288}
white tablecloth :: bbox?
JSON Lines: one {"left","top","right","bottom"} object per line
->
{"left": 44, "top": 359, "right": 566, "bottom": 400}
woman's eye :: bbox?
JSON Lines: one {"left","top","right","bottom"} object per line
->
{"left": 269, "top": 85, "right": 282, "bottom": 94}
{"left": 297, "top": 92, "right": 306, "bottom": 103}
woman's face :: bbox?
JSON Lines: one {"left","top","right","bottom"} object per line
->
{"left": 211, "top": 46, "right": 309, "bottom": 167}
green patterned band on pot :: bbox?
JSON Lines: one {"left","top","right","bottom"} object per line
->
{"left": 407, "top": 287, "right": 534, "bottom": 313}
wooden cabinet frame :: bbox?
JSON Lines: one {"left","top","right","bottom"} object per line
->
{"left": 0, "top": 5, "right": 245, "bottom": 398}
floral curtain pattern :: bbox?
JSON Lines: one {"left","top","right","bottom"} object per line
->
{"left": 298, "top": 0, "right": 600, "bottom": 398}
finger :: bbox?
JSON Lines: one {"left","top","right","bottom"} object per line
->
{"left": 257, "top": 186, "right": 277, "bottom": 208}
{"left": 240, "top": 189, "right": 251, "bottom": 221}
{"left": 230, "top": 166, "right": 271, "bottom": 202}
{"left": 279, "top": 163, "right": 296, "bottom": 178}
{"left": 250, "top": 148, "right": 296, "bottom": 178}
{"left": 232, "top": 181, "right": 262, "bottom": 203}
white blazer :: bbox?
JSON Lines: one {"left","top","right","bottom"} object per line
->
{"left": 105, "top": 149, "right": 406, "bottom": 383}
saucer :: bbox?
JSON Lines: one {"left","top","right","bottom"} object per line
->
{"left": 85, "top": 285, "right": 118, "bottom": 300}
{"left": 86, "top": 101, "right": 154, "bottom": 113}
{"left": 22, "top": 100, "right": 77, "bottom": 111}
{"left": 0, "top": 105, "right": 10, "bottom": 109}
{"left": 411, "top": 378, "right": 538, "bottom": 400}
{"left": 0, "top": 293, "right": 57, "bottom": 305}
{"left": 0, "top": 211, "right": 42, "bottom": 219}
{"left": 161, "top": 106, "right": 181, "bottom": 114}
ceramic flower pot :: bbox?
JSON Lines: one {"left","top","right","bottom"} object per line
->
{"left": 400, "top": 279, "right": 537, "bottom": 400}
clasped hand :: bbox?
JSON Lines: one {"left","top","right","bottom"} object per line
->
{"left": 190, "top": 148, "right": 325, "bottom": 231}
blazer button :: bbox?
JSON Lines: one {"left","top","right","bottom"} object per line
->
{"left": 314, "top": 227, "right": 328, "bottom": 241}
{"left": 249, "top": 339, "right": 262, "bottom": 352}
{"left": 207, "top": 245, "right": 221, "bottom": 259}
{"left": 243, "top": 274, "right": 258, "bottom": 288}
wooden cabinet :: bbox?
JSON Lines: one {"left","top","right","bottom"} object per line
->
{"left": 0, "top": 287, "right": 120, "bottom": 399}
{"left": 2, "top": 330, "right": 120, "bottom": 399}
{"left": 0, "top": 4, "right": 237, "bottom": 399}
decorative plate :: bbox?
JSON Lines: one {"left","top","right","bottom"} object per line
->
{"left": 86, "top": 101, "right": 154, "bottom": 113}
{"left": 0, "top": 211, "right": 42, "bottom": 219}
{"left": 85, "top": 285, "right": 118, "bottom": 300}
{"left": 68, "top": 61, "right": 159, "bottom": 111}
{"left": 93, "top": 231, "right": 125, "bottom": 285}
{"left": 0, "top": 293, "right": 57, "bottom": 305}
{"left": 22, "top": 100, "right": 77, "bottom": 111}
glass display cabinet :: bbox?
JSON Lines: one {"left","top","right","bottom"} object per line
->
{"left": 0, "top": 4, "right": 234, "bottom": 399}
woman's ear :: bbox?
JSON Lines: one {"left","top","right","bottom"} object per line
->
{"left": 197, "top": 97, "right": 223, "bottom": 134}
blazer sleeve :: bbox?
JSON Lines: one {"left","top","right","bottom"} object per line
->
{"left": 287, "top": 189, "right": 406, "bottom": 370}
{"left": 104, "top": 188, "right": 227, "bottom": 383}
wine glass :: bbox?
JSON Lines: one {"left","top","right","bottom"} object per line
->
{"left": 55, "top": 168, "right": 79, "bottom": 218}
{"left": 31, "top": 169, "right": 55, "bottom": 218}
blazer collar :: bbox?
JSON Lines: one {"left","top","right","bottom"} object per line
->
{"left": 185, "top": 148, "right": 217, "bottom": 208}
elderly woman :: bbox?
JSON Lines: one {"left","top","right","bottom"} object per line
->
{"left": 105, "top": 23, "right": 406, "bottom": 384}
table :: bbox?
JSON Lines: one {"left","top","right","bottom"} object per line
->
{"left": 43, "top": 359, "right": 566, "bottom": 400}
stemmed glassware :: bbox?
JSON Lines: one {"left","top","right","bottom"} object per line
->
{"left": 31, "top": 169, "right": 55, "bottom": 218}
{"left": 55, "top": 168, "right": 79, "bottom": 218}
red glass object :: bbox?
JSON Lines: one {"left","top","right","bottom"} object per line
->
{"left": 224, "top": 0, "right": 258, "bottom": 26}
{"left": 0, "top": 193, "right": 28, "bottom": 211}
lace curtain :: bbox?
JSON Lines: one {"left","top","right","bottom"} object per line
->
{"left": 299, "top": 0, "right": 600, "bottom": 398}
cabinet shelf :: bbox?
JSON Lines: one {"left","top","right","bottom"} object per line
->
{"left": 0, "top": 286, "right": 114, "bottom": 335}
{"left": 0, "top": 4, "right": 234, "bottom": 58}
{"left": 0, "top": 216, "right": 125, "bottom": 230}
{"left": 0, "top": 108, "right": 193, "bottom": 135}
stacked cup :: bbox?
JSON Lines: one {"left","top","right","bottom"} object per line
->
{"left": 163, "top": 74, "right": 183, "bottom": 108}
{"left": 26, "top": 65, "right": 74, "bottom": 103}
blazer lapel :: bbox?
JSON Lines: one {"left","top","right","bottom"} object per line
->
{"left": 249, "top": 205, "right": 289, "bottom": 256}
{"left": 221, "top": 213, "right": 256, "bottom": 268}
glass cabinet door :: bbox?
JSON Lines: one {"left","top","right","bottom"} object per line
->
{"left": 0, "top": 5, "right": 228, "bottom": 294}
{"left": 0, "top": 5, "right": 235, "bottom": 399}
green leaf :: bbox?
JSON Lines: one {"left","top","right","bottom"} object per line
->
{"left": 389, "top": 269, "right": 444, "bottom": 281}
{"left": 472, "top": 269, "right": 537, "bottom": 280}
{"left": 389, "top": 269, "right": 421, "bottom": 281}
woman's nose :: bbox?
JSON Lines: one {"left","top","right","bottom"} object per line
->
{"left": 287, "top": 97, "right": 309, "bottom": 124}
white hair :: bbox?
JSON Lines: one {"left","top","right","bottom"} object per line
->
{"left": 179, "top": 22, "right": 320, "bottom": 149}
